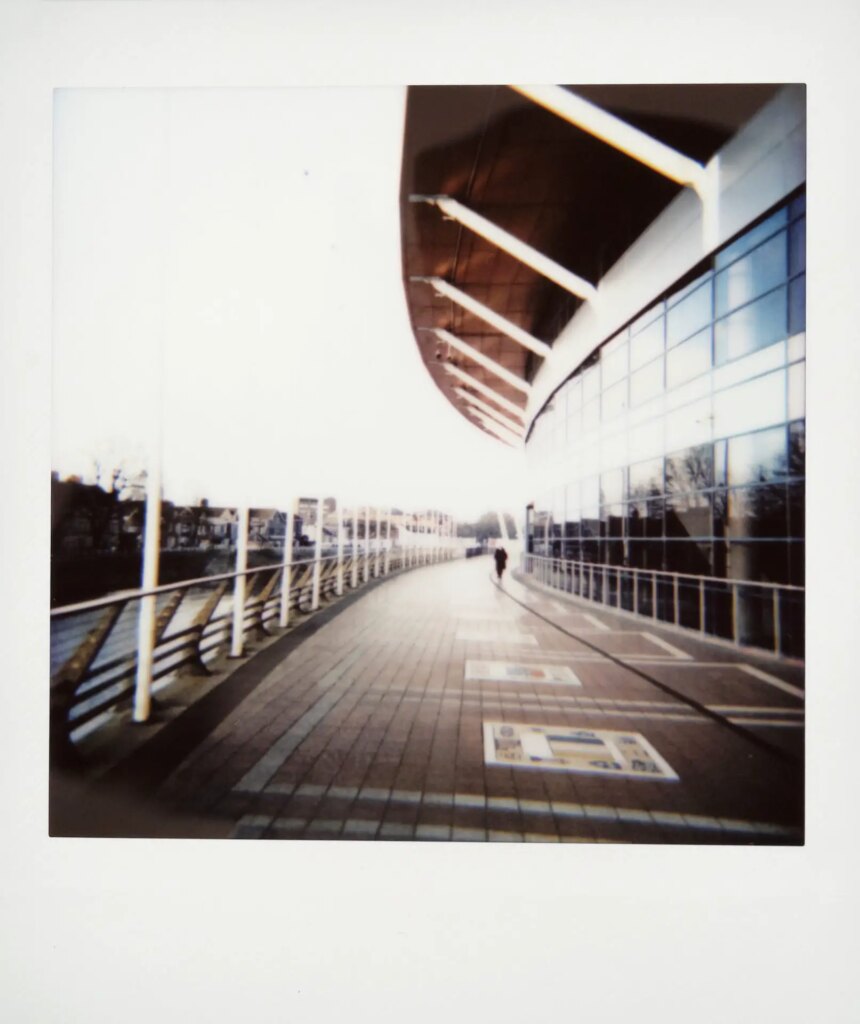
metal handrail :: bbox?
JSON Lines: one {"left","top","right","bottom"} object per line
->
{"left": 522, "top": 552, "right": 804, "bottom": 658}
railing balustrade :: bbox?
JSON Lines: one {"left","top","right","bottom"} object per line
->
{"left": 521, "top": 553, "right": 803, "bottom": 659}
{"left": 51, "top": 528, "right": 458, "bottom": 749}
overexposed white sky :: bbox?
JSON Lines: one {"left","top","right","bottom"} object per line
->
{"left": 52, "top": 87, "right": 525, "bottom": 520}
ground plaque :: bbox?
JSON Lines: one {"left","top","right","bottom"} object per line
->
{"left": 465, "top": 661, "right": 581, "bottom": 686}
{"left": 483, "top": 722, "right": 679, "bottom": 780}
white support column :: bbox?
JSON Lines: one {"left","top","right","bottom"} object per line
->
{"left": 421, "top": 198, "right": 597, "bottom": 302}
{"left": 444, "top": 363, "right": 525, "bottom": 421}
{"left": 363, "top": 506, "right": 370, "bottom": 582}
{"left": 336, "top": 500, "right": 345, "bottom": 596}
{"left": 230, "top": 506, "right": 249, "bottom": 658}
{"left": 279, "top": 501, "right": 294, "bottom": 628}
{"left": 415, "top": 276, "right": 551, "bottom": 359}
{"left": 311, "top": 497, "right": 322, "bottom": 611}
{"left": 132, "top": 462, "right": 162, "bottom": 723}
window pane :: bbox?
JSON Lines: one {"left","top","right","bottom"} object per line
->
{"left": 728, "top": 427, "right": 787, "bottom": 485}
{"left": 789, "top": 275, "right": 805, "bottom": 334}
{"left": 714, "top": 286, "right": 787, "bottom": 364}
{"left": 602, "top": 380, "right": 627, "bottom": 421}
{"left": 789, "top": 217, "right": 805, "bottom": 276}
{"left": 715, "top": 208, "right": 789, "bottom": 271}
{"left": 713, "top": 369, "right": 786, "bottom": 438}
{"left": 727, "top": 485, "right": 788, "bottom": 539}
{"left": 788, "top": 362, "right": 805, "bottom": 421}
{"left": 629, "top": 457, "right": 664, "bottom": 499}
{"left": 602, "top": 341, "right": 628, "bottom": 388}
{"left": 788, "top": 481, "right": 805, "bottom": 538}
{"left": 666, "top": 281, "right": 712, "bottom": 347}
{"left": 666, "top": 491, "right": 712, "bottom": 539}
{"left": 582, "top": 398, "right": 600, "bottom": 432}
{"left": 715, "top": 231, "right": 787, "bottom": 316}
{"left": 630, "top": 302, "right": 664, "bottom": 335}
{"left": 630, "top": 357, "right": 664, "bottom": 406}
{"left": 666, "top": 444, "right": 714, "bottom": 493}
{"left": 789, "top": 421, "right": 805, "bottom": 477}
{"left": 665, "top": 397, "right": 712, "bottom": 452}
{"left": 630, "top": 315, "right": 664, "bottom": 369}
{"left": 582, "top": 365, "right": 600, "bottom": 402}
{"left": 666, "top": 327, "right": 711, "bottom": 388}
{"left": 601, "top": 468, "right": 625, "bottom": 505}
{"left": 712, "top": 339, "right": 785, "bottom": 393}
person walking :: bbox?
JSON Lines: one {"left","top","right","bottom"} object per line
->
{"left": 494, "top": 545, "right": 508, "bottom": 582}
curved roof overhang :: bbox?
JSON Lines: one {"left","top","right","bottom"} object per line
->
{"left": 399, "top": 84, "right": 780, "bottom": 446}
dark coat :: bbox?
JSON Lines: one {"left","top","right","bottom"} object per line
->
{"left": 494, "top": 547, "right": 508, "bottom": 570}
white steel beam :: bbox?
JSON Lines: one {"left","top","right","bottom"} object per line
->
{"left": 422, "top": 196, "right": 597, "bottom": 302}
{"left": 415, "top": 276, "right": 552, "bottom": 359}
{"left": 473, "top": 412, "right": 520, "bottom": 447}
{"left": 455, "top": 387, "right": 525, "bottom": 437}
{"left": 443, "top": 362, "right": 526, "bottom": 421}
{"left": 511, "top": 85, "right": 707, "bottom": 193}
{"left": 428, "top": 327, "right": 531, "bottom": 395}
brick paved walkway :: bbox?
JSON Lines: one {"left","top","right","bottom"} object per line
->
{"left": 135, "top": 555, "right": 805, "bottom": 843}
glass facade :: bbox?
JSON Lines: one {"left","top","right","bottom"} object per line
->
{"left": 526, "top": 192, "right": 805, "bottom": 655}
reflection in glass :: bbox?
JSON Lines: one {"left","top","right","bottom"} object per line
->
{"left": 789, "top": 217, "right": 805, "bottom": 276}
{"left": 629, "top": 457, "right": 663, "bottom": 499}
{"left": 667, "top": 280, "right": 712, "bottom": 347}
{"left": 715, "top": 208, "right": 788, "bottom": 271}
{"left": 665, "top": 444, "right": 714, "bottom": 492}
{"left": 715, "top": 231, "right": 786, "bottom": 316}
{"left": 665, "top": 491, "right": 712, "bottom": 539}
{"left": 630, "top": 357, "right": 664, "bottom": 406}
{"left": 666, "top": 327, "right": 711, "bottom": 388}
{"left": 789, "top": 275, "right": 805, "bottom": 334}
{"left": 727, "top": 484, "right": 788, "bottom": 539}
{"left": 714, "top": 286, "right": 787, "bottom": 364}
{"left": 727, "top": 426, "right": 787, "bottom": 485}
{"left": 630, "top": 315, "right": 665, "bottom": 369}
{"left": 713, "top": 369, "right": 786, "bottom": 438}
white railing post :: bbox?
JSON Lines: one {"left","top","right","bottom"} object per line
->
{"left": 384, "top": 509, "right": 391, "bottom": 574}
{"left": 651, "top": 573, "right": 658, "bottom": 620}
{"left": 699, "top": 577, "right": 706, "bottom": 634}
{"left": 279, "top": 502, "right": 294, "bottom": 628}
{"left": 633, "top": 568, "right": 639, "bottom": 615}
{"left": 350, "top": 508, "right": 359, "bottom": 589}
{"left": 311, "top": 497, "right": 322, "bottom": 611}
{"left": 132, "top": 465, "right": 162, "bottom": 722}
{"left": 374, "top": 506, "right": 381, "bottom": 577}
{"left": 731, "top": 582, "right": 739, "bottom": 644}
{"left": 230, "top": 506, "right": 249, "bottom": 658}
{"left": 772, "top": 587, "right": 781, "bottom": 655}
{"left": 336, "top": 500, "right": 345, "bottom": 596}
{"left": 363, "top": 506, "right": 370, "bottom": 582}
{"left": 673, "top": 575, "right": 680, "bottom": 624}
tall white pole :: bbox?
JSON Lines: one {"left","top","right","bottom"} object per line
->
{"left": 132, "top": 462, "right": 162, "bottom": 722}
{"left": 231, "top": 506, "right": 249, "bottom": 657}
{"left": 336, "top": 499, "right": 344, "bottom": 596}
{"left": 279, "top": 501, "right": 294, "bottom": 628}
{"left": 311, "top": 497, "right": 322, "bottom": 611}
{"left": 350, "top": 506, "right": 359, "bottom": 588}
{"left": 363, "top": 505, "right": 370, "bottom": 582}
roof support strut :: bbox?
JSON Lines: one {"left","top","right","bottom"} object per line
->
{"left": 455, "top": 387, "right": 525, "bottom": 437}
{"left": 414, "top": 196, "right": 597, "bottom": 302}
{"left": 413, "top": 276, "right": 552, "bottom": 360}
{"left": 425, "top": 326, "right": 531, "bottom": 395}
{"left": 510, "top": 84, "right": 708, "bottom": 195}
{"left": 442, "top": 362, "right": 526, "bottom": 421}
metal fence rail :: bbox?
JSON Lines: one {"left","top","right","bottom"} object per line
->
{"left": 521, "top": 553, "right": 804, "bottom": 659}
{"left": 51, "top": 540, "right": 456, "bottom": 750}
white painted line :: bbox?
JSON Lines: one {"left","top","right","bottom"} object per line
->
{"left": 583, "top": 613, "right": 610, "bottom": 631}
{"left": 710, "top": 705, "right": 804, "bottom": 715}
{"left": 739, "top": 664, "right": 805, "bottom": 700}
{"left": 641, "top": 632, "right": 694, "bottom": 660}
